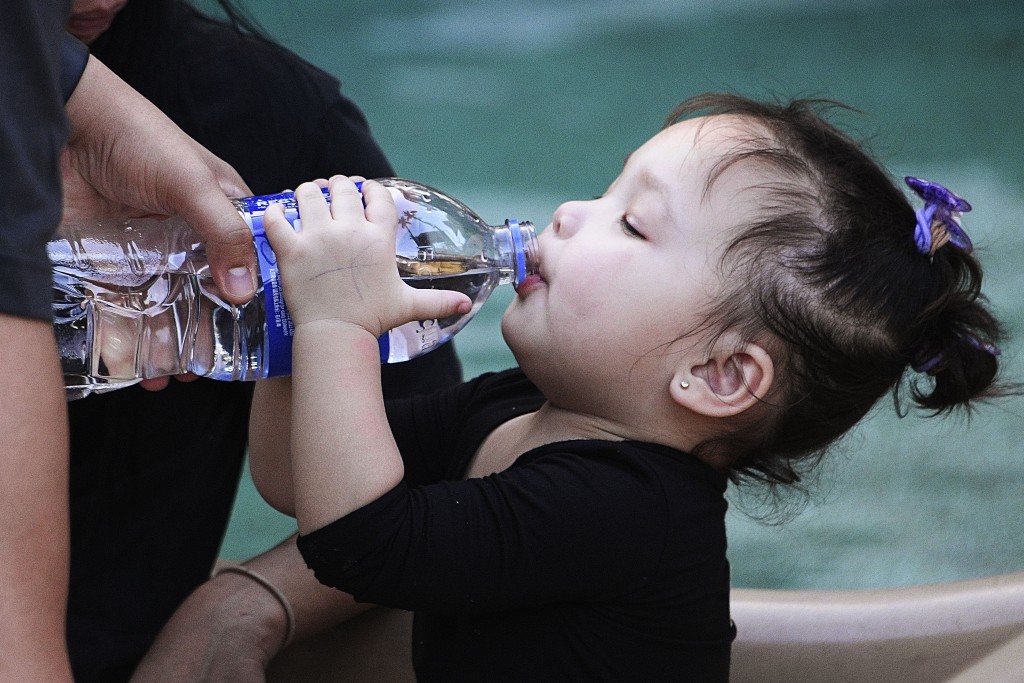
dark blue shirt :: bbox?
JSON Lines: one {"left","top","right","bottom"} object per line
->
{"left": 0, "top": 2, "right": 81, "bottom": 320}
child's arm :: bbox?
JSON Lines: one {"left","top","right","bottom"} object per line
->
{"left": 248, "top": 376, "right": 296, "bottom": 515}
{"left": 262, "top": 177, "right": 471, "bottom": 535}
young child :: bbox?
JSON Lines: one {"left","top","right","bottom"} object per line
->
{"left": 249, "top": 93, "right": 1006, "bottom": 681}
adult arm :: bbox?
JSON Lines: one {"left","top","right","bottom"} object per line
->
{"left": 129, "top": 535, "right": 374, "bottom": 683}
{"left": 1, "top": 7, "right": 78, "bottom": 680}
{"left": 1, "top": 30, "right": 259, "bottom": 681}
{"left": 0, "top": 318, "right": 71, "bottom": 682}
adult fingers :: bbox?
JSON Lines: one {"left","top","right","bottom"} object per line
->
{"left": 184, "top": 192, "right": 257, "bottom": 305}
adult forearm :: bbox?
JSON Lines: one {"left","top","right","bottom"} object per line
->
{"left": 131, "top": 535, "right": 373, "bottom": 682}
{"left": 243, "top": 535, "right": 373, "bottom": 643}
{"left": 0, "top": 317, "right": 71, "bottom": 681}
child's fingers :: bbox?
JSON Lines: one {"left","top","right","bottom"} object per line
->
{"left": 360, "top": 179, "right": 398, "bottom": 229}
{"left": 331, "top": 174, "right": 366, "bottom": 184}
{"left": 262, "top": 203, "right": 295, "bottom": 253}
{"left": 293, "top": 181, "right": 331, "bottom": 229}
{"left": 326, "top": 175, "right": 364, "bottom": 222}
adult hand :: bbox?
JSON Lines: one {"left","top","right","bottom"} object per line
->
{"left": 62, "top": 55, "right": 257, "bottom": 305}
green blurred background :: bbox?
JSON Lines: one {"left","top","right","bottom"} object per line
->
{"left": 208, "top": 0, "right": 1024, "bottom": 589}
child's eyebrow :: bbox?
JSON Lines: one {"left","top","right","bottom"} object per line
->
{"left": 637, "top": 168, "right": 671, "bottom": 200}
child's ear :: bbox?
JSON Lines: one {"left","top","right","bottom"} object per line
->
{"left": 671, "top": 340, "right": 774, "bottom": 418}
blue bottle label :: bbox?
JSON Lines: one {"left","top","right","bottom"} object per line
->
{"left": 240, "top": 187, "right": 388, "bottom": 376}
{"left": 237, "top": 194, "right": 300, "bottom": 378}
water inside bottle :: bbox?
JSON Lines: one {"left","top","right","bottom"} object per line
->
{"left": 55, "top": 264, "right": 265, "bottom": 399}
{"left": 384, "top": 257, "right": 500, "bottom": 362}
{"left": 57, "top": 250, "right": 499, "bottom": 397}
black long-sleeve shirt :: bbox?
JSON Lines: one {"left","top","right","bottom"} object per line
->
{"left": 299, "top": 369, "right": 734, "bottom": 682}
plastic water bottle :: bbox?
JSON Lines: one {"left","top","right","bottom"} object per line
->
{"left": 51, "top": 178, "right": 538, "bottom": 400}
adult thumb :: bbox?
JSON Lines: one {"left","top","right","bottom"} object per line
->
{"left": 183, "top": 191, "right": 258, "bottom": 305}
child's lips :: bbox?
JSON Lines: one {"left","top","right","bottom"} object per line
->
{"left": 515, "top": 273, "right": 545, "bottom": 296}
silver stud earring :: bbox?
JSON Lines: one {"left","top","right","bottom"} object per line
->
{"left": 679, "top": 380, "right": 690, "bottom": 389}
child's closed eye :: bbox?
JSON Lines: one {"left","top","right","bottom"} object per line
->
{"left": 620, "top": 216, "right": 644, "bottom": 239}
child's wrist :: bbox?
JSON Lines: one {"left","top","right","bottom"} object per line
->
{"left": 293, "top": 318, "right": 384, "bottom": 368}
{"left": 294, "top": 317, "right": 381, "bottom": 342}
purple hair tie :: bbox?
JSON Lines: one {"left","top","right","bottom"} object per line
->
{"left": 905, "top": 176, "right": 973, "bottom": 256}
{"left": 912, "top": 353, "right": 944, "bottom": 375}
{"left": 963, "top": 334, "right": 1001, "bottom": 358}
{"left": 912, "top": 335, "right": 1001, "bottom": 376}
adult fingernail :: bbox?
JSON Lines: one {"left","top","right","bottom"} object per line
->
{"left": 225, "top": 266, "right": 256, "bottom": 301}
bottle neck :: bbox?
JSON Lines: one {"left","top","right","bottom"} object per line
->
{"left": 493, "top": 220, "right": 539, "bottom": 287}
{"left": 232, "top": 186, "right": 541, "bottom": 288}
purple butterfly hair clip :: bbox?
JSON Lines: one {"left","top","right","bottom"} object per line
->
{"left": 905, "top": 176, "right": 973, "bottom": 256}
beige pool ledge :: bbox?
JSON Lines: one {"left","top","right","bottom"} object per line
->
{"left": 731, "top": 571, "right": 1024, "bottom": 682}
{"left": 267, "top": 571, "right": 1024, "bottom": 682}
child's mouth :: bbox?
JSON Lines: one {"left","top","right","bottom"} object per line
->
{"left": 515, "top": 273, "right": 545, "bottom": 296}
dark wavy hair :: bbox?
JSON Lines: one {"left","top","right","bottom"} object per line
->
{"left": 201, "top": 0, "right": 268, "bottom": 39}
{"left": 672, "top": 93, "right": 1008, "bottom": 490}
{"left": 90, "top": 0, "right": 271, "bottom": 70}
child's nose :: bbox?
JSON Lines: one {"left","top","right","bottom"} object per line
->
{"left": 551, "top": 201, "right": 587, "bottom": 237}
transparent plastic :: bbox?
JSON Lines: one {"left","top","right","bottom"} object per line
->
{"left": 50, "top": 178, "right": 537, "bottom": 399}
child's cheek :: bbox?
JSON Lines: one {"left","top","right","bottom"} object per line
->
{"left": 558, "top": 266, "right": 608, "bottom": 318}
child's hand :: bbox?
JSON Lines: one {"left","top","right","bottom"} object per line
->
{"left": 262, "top": 176, "right": 471, "bottom": 338}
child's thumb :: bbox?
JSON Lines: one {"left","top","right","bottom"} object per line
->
{"left": 409, "top": 290, "right": 472, "bottom": 325}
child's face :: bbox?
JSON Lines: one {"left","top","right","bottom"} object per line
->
{"left": 503, "top": 116, "right": 758, "bottom": 411}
